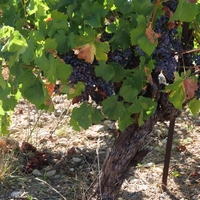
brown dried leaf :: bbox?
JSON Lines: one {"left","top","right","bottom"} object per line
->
{"left": 74, "top": 43, "right": 96, "bottom": 63}
{"left": 177, "top": 145, "right": 186, "bottom": 152}
{"left": 162, "top": 6, "right": 174, "bottom": 18}
{"left": 21, "top": 142, "right": 37, "bottom": 152}
{"left": 145, "top": 67, "right": 153, "bottom": 85}
{"left": 67, "top": 146, "right": 76, "bottom": 155}
{"left": 183, "top": 78, "right": 198, "bottom": 100}
{"left": 146, "top": 28, "right": 161, "bottom": 44}
{"left": 187, "top": 0, "right": 197, "bottom": 3}
{"left": 45, "top": 83, "right": 55, "bottom": 97}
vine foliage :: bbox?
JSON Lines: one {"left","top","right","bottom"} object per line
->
{"left": 0, "top": 0, "right": 200, "bottom": 135}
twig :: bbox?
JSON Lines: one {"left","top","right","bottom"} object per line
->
{"left": 96, "top": 136, "right": 102, "bottom": 200}
{"left": 84, "top": 174, "right": 99, "bottom": 195}
{"left": 136, "top": 168, "right": 149, "bottom": 184}
{"left": 35, "top": 177, "right": 67, "bottom": 200}
{"left": 181, "top": 47, "right": 200, "bottom": 55}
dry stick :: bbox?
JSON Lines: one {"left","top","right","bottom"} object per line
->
{"left": 96, "top": 137, "right": 102, "bottom": 200}
{"left": 35, "top": 177, "right": 67, "bottom": 200}
{"left": 162, "top": 118, "right": 176, "bottom": 190}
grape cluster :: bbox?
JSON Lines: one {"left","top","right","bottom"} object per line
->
{"left": 194, "top": 55, "right": 200, "bottom": 65}
{"left": 60, "top": 51, "right": 114, "bottom": 102}
{"left": 162, "top": 0, "right": 178, "bottom": 13}
{"left": 153, "top": 1, "right": 182, "bottom": 82}
{"left": 107, "top": 47, "right": 137, "bottom": 69}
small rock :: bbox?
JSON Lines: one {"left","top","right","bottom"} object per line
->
{"left": 54, "top": 175, "right": 61, "bottom": 179}
{"left": 69, "top": 168, "right": 74, "bottom": 172}
{"left": 32, "top": 169, "right": 42, "bottom": 176}
{"left": 10, "top": 190, "right": 24, "bottom": 198}
{"left": 159, "top": 193, "right": 165, "bottom": 199}
{"left": 46, "top": 170, "right": 56, "bottom": 177}
{"left": 72, "top": 157, "right": 82, "bottom": 163}
{"left": 143, "top": 162, "right": 155, "bottom": 168}
{"left": 161, "top": 138, "right": 167, "bottom": 145}
{"left": 40, "top": 131, "right": 50, "bottom": 137}
{"left": 107, "top": 123, "right": 115, "bottom": 129}
{"left": 154, "top": 129, "right": 162, "bottom": 137}
{"left": 104, "top": 120, "right": 112, "bottom": 125}
{"left": 54, "top": 109, "right": 62, "bottom": 117}
{"left": 138, "top": 185, "right": 148, "bottom": 191}
{"left": 44, "top": 165, "right": 52, "bottom": 171}
{"left": 92, "top": 125, "right": 104, "bottom": 132}
{"left": 58, "top": 138, "right": 68, "bottom": 145}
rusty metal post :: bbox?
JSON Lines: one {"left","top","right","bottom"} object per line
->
{"left": 162, "top": 118, "right": 176, "bottom": 190}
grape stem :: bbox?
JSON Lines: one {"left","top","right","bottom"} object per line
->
{"left": 181, "top": 47, "right": 200, "bottom": 55}
{"left": 150, "top": 0, "right": 161, "bottom": 28}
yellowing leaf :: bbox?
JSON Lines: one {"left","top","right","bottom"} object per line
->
{"left": 183, "top": 78, "right": 198, "bottom": 100}
{"left": 74, "top": 43, "right": 96, "bottom": 63}
{"left": 146, "top": 28, "right": 161, "bottom": 44}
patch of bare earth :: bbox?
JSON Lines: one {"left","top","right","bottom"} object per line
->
{"left": 0, "top": 95, "right": 200, "bottom": 200}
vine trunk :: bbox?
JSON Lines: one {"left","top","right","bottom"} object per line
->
{"left": 90, "top": 93, "right": 181, "bottom": 200}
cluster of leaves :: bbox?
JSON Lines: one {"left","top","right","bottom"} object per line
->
{"left": 0, "top": 0, "right": 200, "bottom": 134}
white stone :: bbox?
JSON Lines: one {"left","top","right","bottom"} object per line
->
{"left": 72, "top": 157, "right": 82, "bottom": 163}
{"left": 69, "top": 168, "right": 74, "bottom": 172}
{"left": 104, "top": 120, "right": 112, "bottom": 125}
{"left": 58, "top": 138, "right": 68, "bottom": 145}
{"left": 92, "top": 125, "right": 104, "bottom": 132}
{"left": 10, "top": 190, "right": 24, "bottom": 198}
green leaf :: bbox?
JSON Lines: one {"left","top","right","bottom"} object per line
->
{"left": 128, "top": 96, "right": 156, "bottom": 125}
{"left": 130, "top": 15, "right": 146, "bottom": 45}
{"left": 94, "top": 41, "right": 110, "bottom": 61}
{"left": 19, "top": 71, "right": 45, "bottom": 108}
{"left": 70, "top": 102, "right": 102, "bottom": 130}
{"left": 2, "top": 30, "right": 28, "bottom": 61}
{"left": 21, "top": 41, "right": 35, "bottom": 64}
{"left": 0, "top": 86, "right": 10, "bottom": 100}
{"left": 138, "top": 35, "right": 157, "bottom": 56}
{"left": 54, "top": 30, "right": 69, "bottom": 53}
{"left": 0, "top": 73, "right": 6, "bottom": 90}
{"left": 118, "top": 111, "right": 133, "bottom": 131}
{"left": 128, "top": 99, "right": 143, "bottom": 113}
{"left": 95, "top": 61, "right": 115, "bottom": 82}
{"left": 170, "top": 0, "right": 198, "bottom": 22}
{"left": 75, "top": 28, "right": 96, "bottom": 46}
{"left": 102, "top": 96, "right": 125, "bottom": 120}
{"left": 112, "top": 63, "right": 126, "bottom": 82}
{"left": 44, "top": 38, "right": 57, "bottom": 50}
{"left": 91, "top": 109, "right": 104, "bottom": 124}
{"left": 56, "top": 59, "right": 72, "bottom": 82}
{"left": 61, "top": 82, "right": 85, "bottom": 99}
{"left": 119, "top": 85, "right": 138, "bottom": 102}
{"left": 2, "top": 96, "right": 17, "bottom": 111}
{"left": 165, "top": 80, "right": 185, "bottom": 110}
{"left": 130, "top": 15, "right": 156, "bottom": 55}
{"left": 188, "top": 98, "right": 200, "bottom": 115}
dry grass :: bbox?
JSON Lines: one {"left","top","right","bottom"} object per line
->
{"left": 0, "top": 137, "right": 19, "bottom": 180}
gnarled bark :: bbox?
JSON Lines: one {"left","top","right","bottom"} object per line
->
{"left": 90, "top": 93, "right": 181, "bottom": 200}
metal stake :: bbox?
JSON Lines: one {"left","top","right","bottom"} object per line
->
{"left": 162, "top": 118, "right": 176, "bottom": 190}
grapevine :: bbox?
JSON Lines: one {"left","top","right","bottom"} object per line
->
{"left": 1, "top": 0, "right": 200, "bottom": 199}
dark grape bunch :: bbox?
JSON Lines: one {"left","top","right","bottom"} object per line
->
{"left": 194, "top": 55, "right": 200, "bottom": 65}
{"left": 153, "top": 0, "right": 182, "bottom": 82}
{"left": 59, "top": 51, "right": 114, "bottom": 103}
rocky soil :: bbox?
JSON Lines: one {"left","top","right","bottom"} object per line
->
{"left": 0, "top": 95, "right": 200, "bottom": 200}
